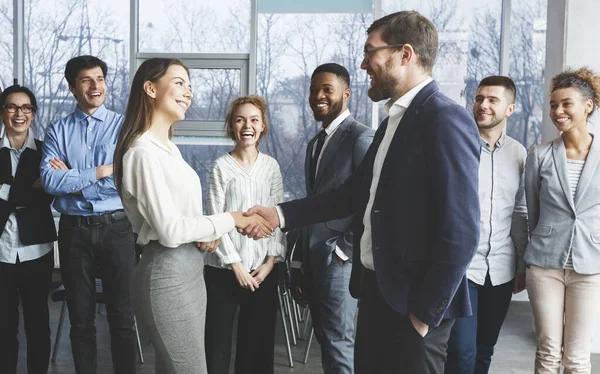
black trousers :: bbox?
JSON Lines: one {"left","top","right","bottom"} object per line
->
{"left": 355, "top": 269, "right": 455, "bottom": 374}
{"left": 58, "top": 214, "right": 136, "bottom": 374}
{"left": 204, "top": 264, "right": 279, "bottom": 374}
{"left": 0, "top": 250, "right": 54, "bottom": 374}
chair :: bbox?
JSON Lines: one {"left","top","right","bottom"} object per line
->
{"left": 50, "top": 278, "right": 144, "bottom": 364}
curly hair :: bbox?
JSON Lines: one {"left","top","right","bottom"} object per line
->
{"left": 551, "top": 67, "right": 600, "bottom": 116}
{"left": 224, "top": 95, "right": 269, "bottom": 147}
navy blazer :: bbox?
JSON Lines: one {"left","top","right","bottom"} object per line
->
{"left": 280, "top": 81, "right": 480, "bottom": 327}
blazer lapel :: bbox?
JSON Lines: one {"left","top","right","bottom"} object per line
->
{"left": 552, "top": 139, "right": 576, "bottom": 212}
{"left": 314, "top": 117, "right": 353, "bottom": 188}
{"left": 0, "top": 147, "right": 13, "bottom": 185}
{"left": 574, "top": 135, "right": 600, "bottom": 208}
{"left": 305, "top": 134, "right": 318, "bottom": 194}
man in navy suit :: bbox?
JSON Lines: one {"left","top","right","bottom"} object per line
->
{"left": 245, "top": 10, "right": 480, "bottom": 373}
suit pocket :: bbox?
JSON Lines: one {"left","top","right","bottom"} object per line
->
{"left": 532, "top": 224, "right": 553, "bottom": 237}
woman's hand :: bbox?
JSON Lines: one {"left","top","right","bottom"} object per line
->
{"left": 250, "top": 256, "right": 275, "bottom": 285}
{"left": 195, "top": 239, "right": 220, "bottom": 253}
{"left": 231, "top": 262, "right": 260, "bottom": 292}
{"left": 231, "top": 212, "right": 273, "bottom": 239}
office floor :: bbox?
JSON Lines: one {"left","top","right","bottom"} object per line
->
{"left": 15, "top": 300, "right": 600, "bottom": 373}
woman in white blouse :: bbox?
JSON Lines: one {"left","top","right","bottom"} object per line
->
{"left": 525, "top": 67, "right": 600, "bottom": 373}
{"left": 113, "top": 58, "right": 272, "bottom": 374}
{"left": 204, "top": 95, "right": 286, "bottom": 374}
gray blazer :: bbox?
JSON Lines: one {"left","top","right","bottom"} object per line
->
{"left": 524, "top": 136, "right": 600, "bottom": 274}
{"left": 289, "top": 115, "right": 374, "bottom": 276}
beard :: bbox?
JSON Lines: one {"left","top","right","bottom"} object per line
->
{"left": 313, "top": 94, "right": 344, "bottom": 125}
{"left": 476, "top": 115, "right": 504, "bottom": 130}
{"left": 367, "top": 57, "right": 399, "bottom": 102}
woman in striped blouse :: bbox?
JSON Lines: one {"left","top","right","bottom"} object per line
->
{"left": 205, "top": 95, "right": 286, "bottom": 374}
{"left": 524, "top": 67, "right": 600, "bottom": 374}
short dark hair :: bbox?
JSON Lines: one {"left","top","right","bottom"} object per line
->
{"left": 551, "top": 67, "right": 600, "bottom": 116}
{"left": 64, "top": 55, "right": 108, "bottom": 87}
{"left": 478, "top": 76, "right": 517, "bottom": 104}
{"left": 312, "top": 63, "right": 350, "bottom": 87}
{"left": 367, "top": 11, "right": 438, "bottom": 74}
{"left": 0, "top": 85, "right": 38, "bottom": 113}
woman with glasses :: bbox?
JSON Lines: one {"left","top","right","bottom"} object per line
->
{"left": 0, "top": 85, "right": 58, "bottom": 374}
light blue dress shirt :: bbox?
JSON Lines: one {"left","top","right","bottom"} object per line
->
{"left": 40, "top": 105, "right": 124, "bottom": 215}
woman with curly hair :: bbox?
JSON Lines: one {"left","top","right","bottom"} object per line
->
{"left": 525, "top": 66, "right": 600, "bottom": 374}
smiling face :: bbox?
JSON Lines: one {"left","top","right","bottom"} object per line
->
{"left": 309, "top": 72, "right": 349, "bottom": 127}
{"left": 1, "top": 92, "right": 34, "bottom": 138}
{"left": 230, "top": 103, "right": 265, "bottom": 148}
{"left": 151, "top": 64, "right": 193, "bottom": 122}
{"left": 473, "top": 85, "right": 515, "bottom": 130}
{"left": 69, "top": 66, "right": 106, "bottom": 115}
{"left": 360, "top": 29, "right": 403, "bottom": 102}
{"left": 549, "top": 87, "right": 593, "bottom": 133}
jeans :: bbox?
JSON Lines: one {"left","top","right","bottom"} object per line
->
{"left": 58, "top": 214, "right": 137, "bottom": 374}
{"left": 445, "top": 273, "right": 514, "bottom": 374}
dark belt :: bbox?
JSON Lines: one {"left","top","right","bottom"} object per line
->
{"left": 61, "top": 210, "right": 127, "bottom": 226}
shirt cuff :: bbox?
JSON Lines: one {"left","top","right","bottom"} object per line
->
{"left": 81, "top": 167, "right": 97, "bottom": 188}
{"left": 291, "top": 260, "right": 303, "bottom": 269}
{"left": 208, "top": 212, "right": 236, "bottom": 237}
{"left": 275, "top": 205, "right": 286, "bottom": 229}
{"left": 0, "top": 183, "right": 11, "bottom": 201}
{"left": 334, "top": 246, "right": 349, "bottom": 261}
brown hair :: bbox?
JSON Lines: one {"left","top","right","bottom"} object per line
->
{"left": 224, "top": 95, "right": 270, "bottom": 147}
{"left": 114, "top": 58, "right": 189, "bottom": 195}
{"left": 478, "top": 76, "right": 517, "bottom": 104}
{"left": 551, "top": 67, "right": 600, "bottom": 116}
{"left": 367, "top": 11, "right": 438, "bottom": 74}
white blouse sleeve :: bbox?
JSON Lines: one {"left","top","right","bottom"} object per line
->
{"left": 122, "top": 148, "right": 234, "bottom": 248}
{"left": 207, "top": 160, "right": 242, "bottom": 264}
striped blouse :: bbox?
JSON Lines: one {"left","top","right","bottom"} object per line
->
{"left": 205, "top": 152, "right": 286, "bottom": 271}
{"left": 564, "top": 159, "right": 585, "bottom": 270}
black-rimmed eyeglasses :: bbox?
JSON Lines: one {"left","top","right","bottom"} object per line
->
{"left": 363, "top": 44, "right": 405, "bottom": 63}
{"left": 2, "top": 104, "right": 34, "bottom": 114}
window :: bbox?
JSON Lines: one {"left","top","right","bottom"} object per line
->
{"left": 23, "top": 0, "right": 129, "bottom": 136}
{"left": 0, "top": 0, "right": 12, "bottom": 90}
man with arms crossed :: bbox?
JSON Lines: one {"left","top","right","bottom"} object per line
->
{"left": 40, "top": 55, "right": 137, "bottom": 374}
{"left": 445, "top": 76, "right": 528, "bottom": 374}
{"left": 289, "top": 63, "right": 373, "bottom": 374}
{"left": 245, "top": 11, "right": 481, "bottom": 374}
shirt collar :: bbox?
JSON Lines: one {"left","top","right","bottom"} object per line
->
{"left": 384, "top": 77, "right": 434, "bottom": 118}
{"left": 0, "top": 129, "right": 37, "bottom": 151}
{"left": 74, "top": 104, "right": 108, "bottom": 123}
{"left": 141, "top": 131, "right": 178, "bottom": 155}
{"left": 480, "top": 132, "right": 506, "bottom": 149}
{"left": 323, "top": 109, "right": 350, "bottom": 136}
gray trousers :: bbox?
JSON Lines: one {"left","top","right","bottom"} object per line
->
{"left": 130, "top": 242, "right": 207, "bottom": 374}
{"left": 307, "top": 253, "right": 357, "bottom": 374}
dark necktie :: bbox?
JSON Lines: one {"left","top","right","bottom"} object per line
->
{"left": 310, "top": 129, "right": 327, "bottom": 183}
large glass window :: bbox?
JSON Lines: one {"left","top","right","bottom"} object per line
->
{"left": 0, "top": 0, "right": 12, "bottom": 90}
{"left": 23, "top": 0, "right": 129, "bottom": 136}
{"left": 508, "top": 0, "right": 547, "bottom": 147}
{"left": 138, "top": 0, "right": 251, "bottom": 54}
{"left": 256, "top": 12, "right": 374, "bottom": 200}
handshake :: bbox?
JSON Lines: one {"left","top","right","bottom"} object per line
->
{"left": 232, "top": 205, "right": 280, "bottom": 240}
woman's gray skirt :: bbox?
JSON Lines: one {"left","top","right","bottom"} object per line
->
{"left": 131, "top": 241, "right": 207, "bottom": 374}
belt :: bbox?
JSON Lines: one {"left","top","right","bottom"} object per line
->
{"left": 62, "top": 210, "right": 128, "bottom": 226}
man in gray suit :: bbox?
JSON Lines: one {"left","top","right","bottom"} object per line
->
{"left": 288, "top": 63, "right": 374, "bottom": 374}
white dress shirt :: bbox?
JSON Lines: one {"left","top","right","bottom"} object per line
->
{"left": 312, "top": 109, "right": 351, "bottom": 261}
{"left": 467, "top": 134, "right": 528, "bottom": 286}
{"left": 0, "top": 130, "right": 53, "bottom": 264}
{"left": 205, "top": 152, "right": 286, "bottom": 272}
{"left": 360, "top": 78, "right": 433, "bottom": 270}
{"left": 121, "top": 131, "right": 235, "bottom": 248}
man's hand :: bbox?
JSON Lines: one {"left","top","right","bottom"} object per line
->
{"left": 96, "top": 164, "right": 114, "bottom": 179}
{"left": 513, "top": 273, "right": 526, "bottom": 294}
{"left": 49, "top": 158, "right": 69, "bottom": 170}
{"left": 231, "top": 262, "right": 259, "bottom": 292}
{"left": 290, "top": 267, "right": 308, "bottom": 307}
{"left": 31, "top": 178, "right": 42, "bottom": 189}
{"left": 241, "top": 205, "right": 280, "bottom": 239}
{"left": 409, "top": 313, "right": 429, "bottom": 337}
{"left": 196, "top": 239, "right": 220, "bottom": 254}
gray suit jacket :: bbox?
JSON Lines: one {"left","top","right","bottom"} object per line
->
{"left": 289, "top": 115, "right": 374, "bottom": 276}
{"left": 524, "top": 136, "right": 600, "bottom": 274}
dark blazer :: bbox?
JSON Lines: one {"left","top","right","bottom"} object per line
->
{"left": 289, "top": 115, "right": 374, "bottom": 276}
{"left": 280, "top": 81, "right": 480, "bottom": 327}
{"left": 0, "top": 139, "right": 57, "bottom": 245}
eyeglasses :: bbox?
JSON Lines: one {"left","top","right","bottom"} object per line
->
{"left": 363, "top": 44, "right": 405, "bottom": 63}
{"left": 3, "top": 104, "right": 34, "bottom": 114}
